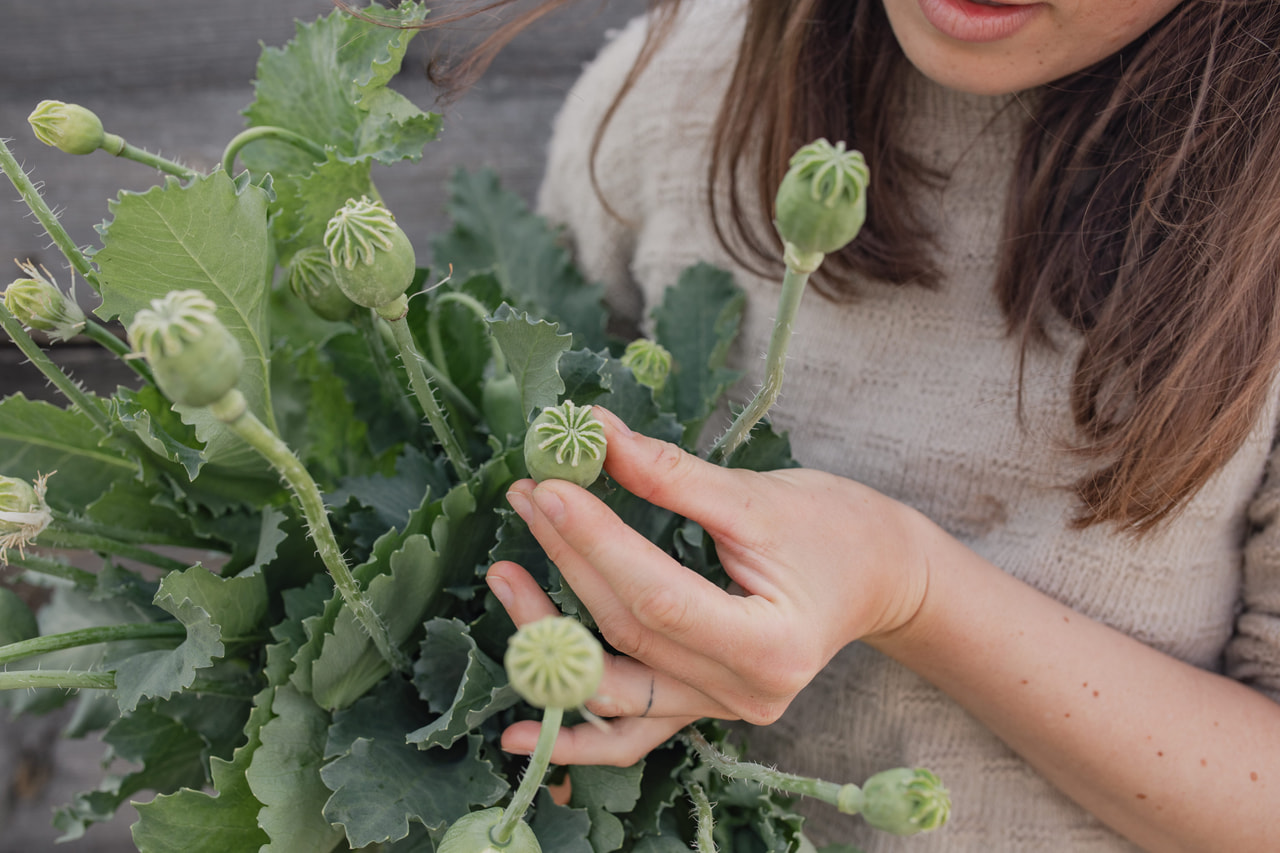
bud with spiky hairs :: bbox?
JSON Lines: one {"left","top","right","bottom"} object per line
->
{"left": 0, "top": 473, "right": 53, "bottom": 565}
{"left": 4, "top": 262, "right": 85, "bottom": 342}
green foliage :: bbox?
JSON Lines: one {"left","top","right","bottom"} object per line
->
{"left": 0, "top": 5, "right": 836, "bottom": 853}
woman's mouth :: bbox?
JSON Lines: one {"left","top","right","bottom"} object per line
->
{"left": 916, "top": 0, "right": 1042, "bottom": 43}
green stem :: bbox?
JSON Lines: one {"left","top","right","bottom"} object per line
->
{"left": 207, "top": 390, "right": 409, "bottom": 673}
{"left": 0, "top": 136, "right": 98, "bottom": 289}
{"left": 3, "top": 552, "right": 97, "bottom": 587}
{"left": 38, "top": 524, "right": 190, "bottom": 573}
{"left": 353, "top": 310, "right": 421, "bottom": 430}
{"left": 708, "top": 260, "right": 815, "bottom": 465}
{"left": 102, "top": 135, "right": 198, "bottom": 180}
{"left": 684, "top": 728, "right": 857, "bottom": 814}
{"left": 222, "top": 126, "right": 326, "bottom": 176}
{"left": 0, "top": 301, "right": 114, "bottom": 435}
{"left": 493, "top": 704, "right": 564, "bottom": 845}
{"left": 80, "top": 319, "right": 155, "bottom": 385}
{"left": 428, "top": 290, "right": 508, "bottom": 376}
{"left": 0, "top": 670, "right": 115, "bottom": 691}
{"left": 381, "top": 302, "right": 472, "bottom": 480}
{"left": 0, "top": 622, "right": 186, "bottom": 666}
{"left": 688, "top": 782, "right": 717, "bottom": 853}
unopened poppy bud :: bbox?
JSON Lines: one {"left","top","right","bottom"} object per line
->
{"left": 0, "top": 473, "right": 53, "bottom": 565}
{"left": 287, "top": 246, "right": 355, "bottom": 322}
{"left": 323, "top": 197, "right": 417, "bottom": 310}
{"left": 27, "top": 100, "right": 111, "bottom": 156}
{"left": 504, "top": 615, "right": 604, "bottom": 710}
{"left": 4, "top": 263, "right": 85, "bottom": 342}
{"left": 620, "top": 338, "right": 673, "bottom": 392}
{"left": 127, "top": 290, "right": 244, "bottom": 407}
{"left": 859, "top": 767, "right": 951, "bottom": 836}
{"left": 773, "top": 139, "right": 869, "bottom": 269}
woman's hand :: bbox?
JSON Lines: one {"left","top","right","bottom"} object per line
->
{"left": 487, "top": 406, "right": 931, "bottom": 765}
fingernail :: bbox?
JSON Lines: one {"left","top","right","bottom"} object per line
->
{"left": 501, "top": 741, "right": 532, "bottom": 756}
{"left": 593, "top": 406, "right": 633, "bottom": 437}
{"left": 532, "top": 486, "right": 565, "bottom": 524}
{"left": 486, "top": 574, "right": 514, "bottom": 609}
{"left": 507, "top": 489, "right": 533, "bottom": 521}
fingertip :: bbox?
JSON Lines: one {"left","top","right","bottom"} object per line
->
{"left": 592, "top": 405, "right": 633, "bottom": 438}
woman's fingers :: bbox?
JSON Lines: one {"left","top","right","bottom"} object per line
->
{"left": 501, "top": 714, "right": 697, "bottom": 768}
{"left": 507, "top": 477, "right": 766, "bottom": 691}
{"left": 486, "top": 562, "right": 733, "bottom": 721}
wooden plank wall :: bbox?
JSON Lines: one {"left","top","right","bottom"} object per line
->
{"left": 0, "top": 3, "right": 635, "bottom": 850}
{"left": 0, "top": 0, "right": 636, "bottom": 400}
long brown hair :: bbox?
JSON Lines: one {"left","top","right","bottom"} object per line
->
{"left": 393, "top": 0, "right": 1280, "bottom": 532}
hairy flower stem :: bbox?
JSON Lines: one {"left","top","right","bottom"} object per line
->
{"left": 708, "top": 256, "right": 818, "bottom": 465}
{"left": 221, "top": 126, "right": 327, "bottom": 176}
{"left": 688, "top": 783, "right": 718, "bottom": 853}
{"left": 206, "top": 389, "right": 410, "bottom": 673}
{"left": 0, "top": 302, "right": 114, "bottom": 436}
{"left": 36, "top": 523, "right": 190, "bottom": 573}
{"left": 4, "top": 552, "right": 96, "bottom": 587}
{"left": 684, "top": 729, "right": 855, "bottom": 814}
{"left": 110, "top": 140, "right": 198, "bottom": 180}
{"left": 493, "top": 704, "right": 564, "bottom": 845}
{"left": 0, "top": 622, "right": 186, "bottom": 666}
{"left": 380, "top": 300, "right": 472, "bottom": 480}
{"left": 0, "top": 137, "right": 98, "bottom": 288}
{"left": 0, "top": 670, "right": 116, "bottom": 692}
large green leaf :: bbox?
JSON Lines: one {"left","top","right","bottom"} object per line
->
{"left": 93, "top": 170, "right": 276, "bottom": 471}
{"left": 0, "top": 394, "right": 137, "bottom": 512}
{"left": 246, "top": 685, "right": 346, "bottom": 853}
{"left": 488, "top": 305, "right": 573, "bottom": 422}
{"left": 321, "top": 677, "right": 508, "bottom": 848}
{"left": 242, "top": 1, "right": 438, "bottom": 173}
{"left": 113, "top": 565, "right": 267, "bottom": 712}
{"left": 406, "top": 618, "right": 518, "bottom": 749}
{"left": 433, "top": 169, "right": 608, "bottom": 349}
{"left": 651, "top": 262, "right": 745, "bottom": 445}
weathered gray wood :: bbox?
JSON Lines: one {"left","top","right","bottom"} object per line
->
{"left": 1, "top": 1, "right": 635, "bottom": 395}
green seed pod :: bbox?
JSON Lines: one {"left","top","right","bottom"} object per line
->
{"left": 0, "top": 473, "right": 53, "bottom": 565}
{"left": 287, "top": 245, "right": 355, "bottom": 322}
{"left": 483, "top": 372, "right": 526, "bottom": 443}
{"left": 127, "top": 290, "right": 244, "bottom": 408}
{"left": 620, "top": 338, "right": 673, "bottom": 392}
{"left": 773, "top": 139, "right": 869, "bottom": 264}
{"left": 859, "top": 767, "right": 951, "bottom": 836}
{"left": 504, "top": 615, "right": 604, "bottom": 710}
{"left": 4, "top": 263, "right": 85, "bottom": 342}
{"left": 27, "top": 100, "right": 107, "bottom": 155}
{"left": 523, "top": 401, "right": 606, "bottom": 488}
{"left": 438, "top": 808, "right": 541, "bottom": 853}
{"left": 323, "top": 197, "right": 417, "bottom": 310}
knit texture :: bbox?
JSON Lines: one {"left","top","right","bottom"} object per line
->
{"left": 537, "top": 2, "right": 1280, "bottom": 849}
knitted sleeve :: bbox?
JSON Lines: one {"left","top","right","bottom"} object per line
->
{"left": 1227, "top": 437, "right": 1280, "bottom": 703}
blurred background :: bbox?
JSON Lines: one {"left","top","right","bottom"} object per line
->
{"left": 0, "top": 1, "right": 634, "bottom": 849}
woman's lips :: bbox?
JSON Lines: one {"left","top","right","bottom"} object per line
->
{"left": 916, "top": 0, "right": 1043, "bottom": 43}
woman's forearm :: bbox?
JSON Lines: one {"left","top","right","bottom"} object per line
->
{"left": 869, "top": 515, "right": 1280, "bottom": 853}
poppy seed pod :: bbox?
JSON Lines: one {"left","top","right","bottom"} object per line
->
{"left": 620, "top": 338, "right": 673, "bottom": 392}
{"left": 323, "top": 197, "right": 417, "bottom": 310}
{"left": 288, "top": 245, "right": 355, "bottom": 322}
{"left": 437, "top": 807, "right": 542, "bottom": 853}
{"left": 127, "top": 290, "right": 244, "bottom": 407}
{"left": 773, "top": 139, "right": 869, "bottom": 263}
{"left": 523, "top": 401, "right": 607, "bottom": 488}
{"left": 504, "top": 615, "right": 604, "bottom": 710}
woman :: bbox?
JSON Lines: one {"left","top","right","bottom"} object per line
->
{"left": 433, "top": 0, "right": 1280, "bottom": 848}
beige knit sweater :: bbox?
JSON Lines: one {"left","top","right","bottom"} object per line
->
{"left": 536, "top": 2, "right": 1280, "bottom": 849}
